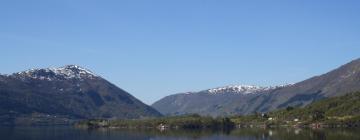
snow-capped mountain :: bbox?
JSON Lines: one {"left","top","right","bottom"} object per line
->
{"left": 0, "top": 65, "right": 162, "bottom": 125}
{"left": 152, "top": 83, "right": 293, "bottom": 116}
{"left": 152, "top": 58, "right": 360, "bottom": 117}
{"left": 12, "top": 65, "right": 98, "bottom": 80}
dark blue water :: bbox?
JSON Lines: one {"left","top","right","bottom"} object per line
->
{"left": 1, "top": 126, "right": 360, "bottom": 140}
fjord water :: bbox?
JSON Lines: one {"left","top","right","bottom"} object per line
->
{"left": 1, "top": 127, "right": 360, "bottom": 140}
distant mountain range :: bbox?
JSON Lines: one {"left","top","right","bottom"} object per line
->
{"left": 1, "top": 58, "right": 360, "bottom": 125}
{"left": 152, "top": 58, "right": 360, "bottom": 117}
{"left": 0, "top": 65, "right": 161, "bottom": 125}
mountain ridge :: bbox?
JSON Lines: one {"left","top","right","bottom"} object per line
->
{"left": 9, "top": 65, "right": 99, "bottom": 80}
{"left": 152, "top": 58, "right": 360, "bottom": 117}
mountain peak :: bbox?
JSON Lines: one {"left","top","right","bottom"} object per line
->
{"left": 62, "top": 64, "right": 84, "bottom": 69}
{"left": 14, "top": 65, "right": 99, "bottom": 80}
{"left": 55, "top": 65, "right": 97, "bottom": 76}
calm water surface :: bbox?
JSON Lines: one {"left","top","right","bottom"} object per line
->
{"left": 1, "top": 126, "right": 360, "bottom": 140}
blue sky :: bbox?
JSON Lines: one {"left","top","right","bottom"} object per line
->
{"left": 0, "top": 0, "right": 359, "bottom": 104}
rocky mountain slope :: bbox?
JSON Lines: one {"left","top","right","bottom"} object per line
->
{"left": 152, "top": 58, "right": 360, "bottom": 117}
{"left": 0, "top": 65, "right": 161, "bottom": 125}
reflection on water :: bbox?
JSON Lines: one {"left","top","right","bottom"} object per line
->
{"left": 1, "top": 126, "right": 360, "bottom": 140}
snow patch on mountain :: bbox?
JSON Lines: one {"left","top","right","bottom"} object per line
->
{"left": 207, "top": 84, "right": 292, "bottom": 94}
{"left": 14, "top": 65, "right": 99, "bottom": 80}
{"left": 50, "top": 65, "right": 98, "bottom": 78}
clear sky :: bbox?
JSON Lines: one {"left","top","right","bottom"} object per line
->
{"left": 0, "top": 0, "right": 359, "bottom": 105}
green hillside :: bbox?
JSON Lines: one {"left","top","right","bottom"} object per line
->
{"left": 232, "top": 92, "right": 360, "bottom": 127}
